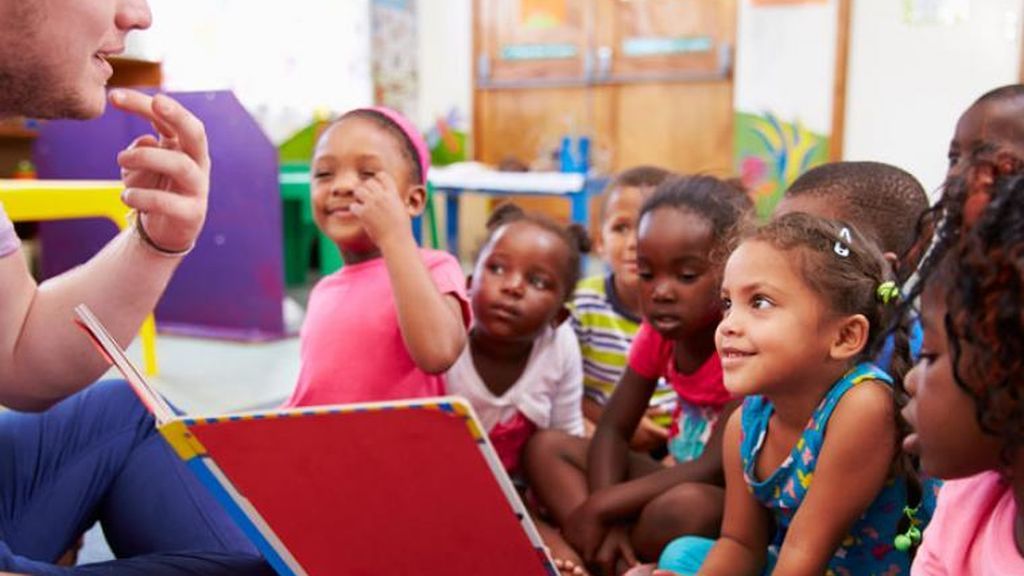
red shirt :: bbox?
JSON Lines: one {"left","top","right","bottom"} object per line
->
{"left": 627, "top": 322, "right": 729, "bottom": 409}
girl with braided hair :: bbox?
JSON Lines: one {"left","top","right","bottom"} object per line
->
{"left": 656, "top": 213, "right": 915, "bottom": 575}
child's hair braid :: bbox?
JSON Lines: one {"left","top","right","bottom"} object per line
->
{"left": 751, "top": 213, "right": 920, "bottom": 540}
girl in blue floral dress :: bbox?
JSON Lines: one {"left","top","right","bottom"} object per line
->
{"left": 655, "top": 213, "right": 916, "bottom": 575}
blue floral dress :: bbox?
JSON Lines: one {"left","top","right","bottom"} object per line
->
{"left": 740, "top": 362, "right": 909, "bottom": 576}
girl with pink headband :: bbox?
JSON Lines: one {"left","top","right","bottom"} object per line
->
{"left": 285, "top": 107, "right": 471, "bottom": 406}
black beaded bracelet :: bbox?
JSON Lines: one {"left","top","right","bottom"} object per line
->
{"left": 129, "top": 211, "right": 195, "bottom": 257}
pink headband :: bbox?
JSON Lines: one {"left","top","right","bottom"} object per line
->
{"left": 357, "top": 106, "right": 430, "bottom": 184}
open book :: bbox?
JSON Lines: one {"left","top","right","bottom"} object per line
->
{"left": 74, "top": 304, "right": 557, "bottom": 576}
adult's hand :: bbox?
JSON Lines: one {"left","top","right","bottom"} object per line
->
{"left": 111, "top": 89, "right": 210, "bottom": 253}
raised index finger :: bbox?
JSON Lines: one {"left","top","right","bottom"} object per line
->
{"left": 110, "top": 89, "right": 210, "bottom": 170}
{"left": 108, "top": 89, "right": 174, "bottom": 137}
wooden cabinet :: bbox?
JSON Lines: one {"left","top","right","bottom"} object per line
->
{"left": 474, "top": 0, "right": 737, "bottom": 180}
{"left": 0, "top": 57, "right": 162, "bottom": 177}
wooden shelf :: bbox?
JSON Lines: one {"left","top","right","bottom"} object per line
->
{"left": 0, "top": 124, "right": 37, "bottom": 139}
{"left": 107, "top": 56, "right": 162, "bottom": 88}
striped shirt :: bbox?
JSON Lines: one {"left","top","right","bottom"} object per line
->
{"left": 568, "top": 274, "right": 677, "bottom": 423}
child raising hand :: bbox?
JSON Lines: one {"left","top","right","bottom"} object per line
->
{"left": 287, "top": 107, "right": 470, "bottom": 407}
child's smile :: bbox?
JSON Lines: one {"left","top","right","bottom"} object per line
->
{"left": 717, "top": 240, "right": 841, "bottom": 398}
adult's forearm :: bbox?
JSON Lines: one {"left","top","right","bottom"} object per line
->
{"left": 0, "top": 229, "right": 181, "bottom": 410}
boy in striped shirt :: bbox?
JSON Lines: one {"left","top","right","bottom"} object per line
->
{"left": 570, "top": 166, "right": 677, "bottom": 455}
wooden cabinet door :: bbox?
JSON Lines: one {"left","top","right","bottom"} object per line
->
{"left": 476, "top": 0, "right": 592, "bottom": 86}
{"left": 594, "top": 0, "right": 735, "bottom": 82}
{"left": 474, "top": 0, "right": 736, "bottom": 176}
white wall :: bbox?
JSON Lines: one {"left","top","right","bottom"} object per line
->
{"left": 844, "top": 0, "right": 1022, "bottom": 194}
{"left": 129, "top": 0, "right": 373, "bottom": 144}
{"left": 734, "top": 0, "right": 838, "bottom": 135}
{"left": 416, "top": 0, "right": 474, "bottom": 137}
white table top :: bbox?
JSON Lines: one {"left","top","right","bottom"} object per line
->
{"left": 429, "top": 163, "right": 588, "bottom": 195}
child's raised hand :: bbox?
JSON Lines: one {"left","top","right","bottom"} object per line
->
{"left": 350, "top": 170, "right": 413, "bottom": 251}
{"left": 111, "top": 89, "right": 210, "bottom": 253}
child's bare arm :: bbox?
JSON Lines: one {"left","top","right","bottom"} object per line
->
{"left": 580, "top": 400, "right": 738, "bottom": 524}
{"left": 770, "top": 380, "right": 897, "bottom": 575}
{"left": 352, "top": 172, "right": 467, "bottom": 373}
{"left": 588, "top": 368, "right": 660, "bottom": 490}
{"left": 697, "top": 409, "right": 772, "bottom": 576}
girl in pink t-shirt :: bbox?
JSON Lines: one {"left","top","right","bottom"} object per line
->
{"left": 446, "top": 204, "right": 588, "bottom": 476}
{"left": 900, "top": 172, "right": 1024, "bottom": 575}
{"left": 286, "top": 107, "right": 470, "bottom": 407}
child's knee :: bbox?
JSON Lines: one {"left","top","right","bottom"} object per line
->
{"left": 658, "top": 536, "right": 715, "bottom": 575}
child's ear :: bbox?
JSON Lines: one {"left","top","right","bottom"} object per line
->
{"left": 882, "top": 251, "right": 899, "bottom": 273}
{"left": 829, "top": 314, "right": 870, "bottom": 361}
{"left": 551, "top": 305, "right": 571, "bottom": 327}
{"left": 405, "top": 184, "right": 427, "bottom": 217}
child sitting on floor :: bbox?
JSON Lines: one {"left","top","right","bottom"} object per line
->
{"left": 570, "top": 166, "right": 677, "bottom": 451}
{"left": 658, "top": 213, "right": 915, "bottom": 575}
{"left": 286, "top": 107, "right": 470, "bottom": 407}
{"left": 901, "top": 169, "right": 1024, "bottom": 575}
{"left": 525, "top": 176, "right": 751, "bottom": 575}
{"left": 446, "top": 204, "right": 588, "bottom": 475}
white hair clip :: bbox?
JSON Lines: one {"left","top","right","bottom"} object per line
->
{"left": 834, "top": 226, "right": 852, "bottom": 258}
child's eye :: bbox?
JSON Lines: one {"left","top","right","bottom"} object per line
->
{"left": 487, "top": 263, "right": 505, "bottom": 275}
{"left": 720, "top": 297, "right": 732, "bottom": 311}
{"left": 611, "top": 223, "right": 631, "bottom": 234}
{"left": 677, "top": 272, "right": 698, "bottom": 283}
{"left": 751, "top": 295, "right": 774, "bottom": 310}
{"left": 637, "top": 269, "right": 653, "bottom": 281}
{"left": 947, "top": 152, "right": 959, "bottom": 169}
{"left": 529, "top": 275, "right": 551, "bottom": 290}
{"left": 313, "top": 170, "right": 332, "bottom": 180}
{"left": 916, "top": 351, "right": 938, "bottom": 365}
{"left": 359, "top": 171, "right": 377, "bottom": 179}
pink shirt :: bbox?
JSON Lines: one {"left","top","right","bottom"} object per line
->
{"left": 913, "top": 471, "right": 1024, "bottom": 576}
{"left": 286, "top": 248, "right": 470, "bottom": 407}
{"left": 628, "top": 321, "right": 729, "bottom": 409}
{"left": 0, "top": 202, "right": 21, "bottom": 258}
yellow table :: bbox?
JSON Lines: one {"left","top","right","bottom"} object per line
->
{"left": 0, "top": 179, "right": 159, "bottom": 375}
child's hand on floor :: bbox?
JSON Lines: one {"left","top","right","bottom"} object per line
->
{"left": 350, "top": 171, "right": 413, "bottom": 250}
{"left": 594, "top": 525, "right": 638, "bottom": 575}
{"left": 563, "top": 499, "right": 610, "bottom": 564}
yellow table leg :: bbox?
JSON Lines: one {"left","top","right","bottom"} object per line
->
{"left": 0, "top": 180, "right": 161, "bottom": 376}
{"left": 140, "top": 313, "right": 159, "bottom": 376}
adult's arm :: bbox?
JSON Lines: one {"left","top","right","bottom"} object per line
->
{"left": 0, "top": 90, "right": 210, "bottom": 410}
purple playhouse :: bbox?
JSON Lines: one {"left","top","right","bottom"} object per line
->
{"left": 34, "top": 91, "right": 286, "bottom": 340}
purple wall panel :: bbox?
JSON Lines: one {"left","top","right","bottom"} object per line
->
{"left": 34, "top": 90, "right": 285, "bottom": 340}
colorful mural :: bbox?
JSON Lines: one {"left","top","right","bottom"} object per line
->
{"left": 734, "top": 111, "right": 829, "bottom": 220}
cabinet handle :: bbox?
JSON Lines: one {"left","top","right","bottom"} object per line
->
{"left": 477, "top": 54, "right": 491, "bottom": 82}
{"left": 597, "top": 46, "right": 613, "bottom": 80}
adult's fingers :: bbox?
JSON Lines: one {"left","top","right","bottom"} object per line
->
{"left": 121, "top": 187, "right": 197, "bottom": 221}
{"left": 117, "top": 146, "right": 206, "bottom": 199}
{"left": 109, "top": 90, "right": 209, "bottom": 170}
{"left": 108, "top": 89, "right": 174, "bottom": 137}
